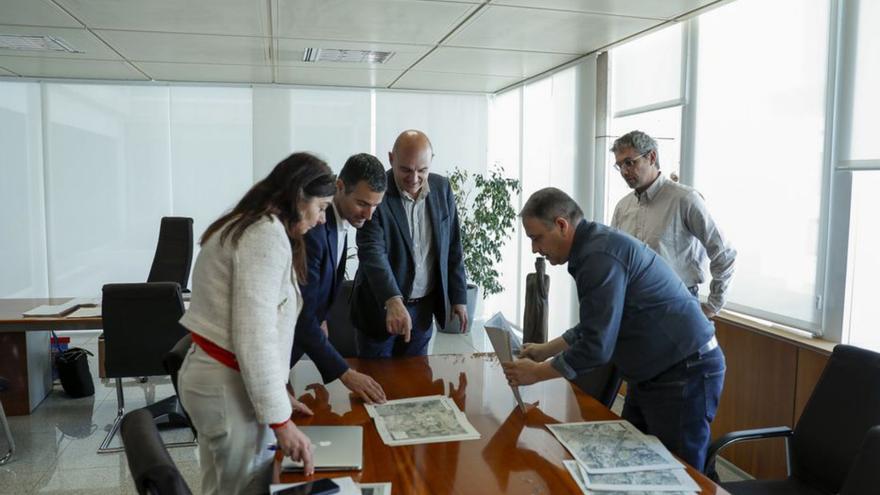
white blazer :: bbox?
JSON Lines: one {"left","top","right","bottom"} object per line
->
{"left": 180, "top": 215, "right": 301, "bottom": 425}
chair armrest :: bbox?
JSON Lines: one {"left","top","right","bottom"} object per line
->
{"left": 705, "top": 426, "right": 793, "bottom": 473}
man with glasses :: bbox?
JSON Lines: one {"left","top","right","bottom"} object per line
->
{"left": 610, "top": 130, "right": 736, "bottom": 318}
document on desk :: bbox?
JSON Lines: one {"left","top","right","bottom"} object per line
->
{"left": 548, "top": 420, "right": 680, "bottom": 474}
{"left": 23, "top": 297, "right": 99, "bottom": 317}
{"left": 563, "top": 460, "right": 696, "bottom": 495}
{"left": 578, "top": 462, "right": 699, "bottom": 492}
{"left": 66, "top": 306, "right": 102, "bottom": 318}
{"left": 365, "top": 395, "right": 480, "bottom": 446}
{"left": 484, "top": 312, "right": 526, "bottom": 412}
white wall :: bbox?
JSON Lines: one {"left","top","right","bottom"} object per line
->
{"left": 0, "top": 81, "right": 491, "bottom": 299}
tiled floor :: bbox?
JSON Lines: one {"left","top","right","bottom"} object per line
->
{"left": 0, "top": 324, "right": 746, "bottom": 494}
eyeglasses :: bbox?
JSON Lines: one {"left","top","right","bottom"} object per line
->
{"left": 613, "top": 150, "right": 651, "bottom": 171}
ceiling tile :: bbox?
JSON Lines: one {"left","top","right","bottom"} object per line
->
{"left": 96, "top": 30, "right": 270, "bottom": 65}
{"left": 0, "top": 0, "right": 82, "bottom": 28}
{"left": 275, "top": 0, "right": 478, "bottom": 44}
{"left": 447, "top": 5, "right": 657, "bottom": 53}
{"left": 392, "top": 70, "right": 519, "bottom": 92}
{"left": 0, "top": 25, "right": 122, "bottom": 60}
{"left": 414, "top": 46, "right": 575, "bottom": 77}
{"left": 276, "top": 65, "right": 401, "bottom": 88}
{"left": 0, "top": 55, "right": 147, "bottom": 80}
{"left": 54, "top": 0, "right": 270, "bottom": 36}
{"left": 276, "top": 38, "right": 431, "bottom": 70}
{"left": 136, "top": 62, "right": 271, "bottom": 83}
{"left": 491, "top": 0, "right": 717, "bottom": 20}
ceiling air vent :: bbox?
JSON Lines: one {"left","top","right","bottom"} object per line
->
{"left": 0, "top": 34, "right": 82, "bottom": 53}
{"left": 302, "top": 48, "right": 394, "bottom": 64}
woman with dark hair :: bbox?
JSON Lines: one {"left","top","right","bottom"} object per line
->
{"left": 177, "top": 152, "right": 336, "bottom": 494}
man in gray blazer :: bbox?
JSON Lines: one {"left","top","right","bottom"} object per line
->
{"left": 351, "top": 130, "right": 469, "bottom": 357}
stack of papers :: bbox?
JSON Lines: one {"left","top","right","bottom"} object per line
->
{"left": 364, "top": 395, "right": 480, "bottom": 446}
{"left": 484, "top": 312, "right": 526, "bottom": 412}
{"left": 549, "top": 420, "right": 700, "bottom": 494}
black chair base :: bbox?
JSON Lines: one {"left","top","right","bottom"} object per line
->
{"left": 0, "top": 401, "right": 14, "bottom": 465}
{"left": 98, "top": 378, "right": 197, "bottom": 454}
{"left": 0, "top": 377, "right": 15, "bottom": 465}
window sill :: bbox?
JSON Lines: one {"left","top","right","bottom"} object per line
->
{"left": 714, "top": 310, "right": 836, "bottom": 355}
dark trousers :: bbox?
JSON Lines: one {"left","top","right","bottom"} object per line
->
{"left": 621, "top": 346, "right": 726, "bottom": 473}
{"left": 357, "top": 295, "right": 436, "bottom": 358}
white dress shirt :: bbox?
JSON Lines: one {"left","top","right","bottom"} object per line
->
{"left": 332, "top": 204, "right": 350, "bottom": 268}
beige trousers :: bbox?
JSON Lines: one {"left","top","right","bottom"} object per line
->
{"left": 178, "top": 345, "right": 275, "bottom": 495}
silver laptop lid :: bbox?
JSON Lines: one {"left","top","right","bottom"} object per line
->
{"left": 281, "top": 426, "right": 363, "bottom": 472}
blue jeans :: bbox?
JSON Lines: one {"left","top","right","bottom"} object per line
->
{"left": 357, "top": 296, "right": 435, "bottom": 358}
{"left": 621, "top": 346, "right": 726, "bottom": 473}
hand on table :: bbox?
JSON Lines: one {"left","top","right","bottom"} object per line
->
{"left": 340, "top": 369, "right": 387, "bottom": 404}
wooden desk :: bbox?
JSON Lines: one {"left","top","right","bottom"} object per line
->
{"left": 0, "top": 298, "right": 103, "bottom": 415}
{"left": 278, "top": 354, "right": 727, "bottom": 494}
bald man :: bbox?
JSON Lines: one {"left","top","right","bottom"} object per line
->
{"left": 351, "top": 130, "right": 469, "bottom": 357}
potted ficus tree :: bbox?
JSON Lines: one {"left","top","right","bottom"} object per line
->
{"left": 443, "top": 164, "right": 521, "bottom": 333}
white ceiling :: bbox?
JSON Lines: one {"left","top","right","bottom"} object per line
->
{"left": 0, "top": 0, "right": 726, "bottom": 93}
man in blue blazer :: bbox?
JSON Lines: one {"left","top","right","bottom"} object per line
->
{"left": 291, "top": 153, "right": 388, "bottom": 403}
{"left": 352, "top": 130, "right": 469, "bottom": 357}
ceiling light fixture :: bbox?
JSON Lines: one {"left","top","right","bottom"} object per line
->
{"left": 0, "top": 34, "right": 83, "bottom": 53}
{"left": 302, "top": 48, "right": 394, "bottom": 64}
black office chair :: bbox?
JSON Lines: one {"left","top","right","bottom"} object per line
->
{"left": 121, "top": 408, "right": 192, "bottom": 495}
{"left": 706, "top": 344, "right": 880, "bottom": 494}
{"left": 326, "top": 280, "right": 359, "bottom": 357}
{"left": 99, "top": 282, "right": 195, "bottom": 454}
{"left": 569, "top": 363, "right": 623, "bottom": 409}
{"left": 0, "top": 377, "right": 14, "bottom": 465}
{"left": 840, "top": 425, "right": 880, "bottom": 495}
{"left": 147, "top": 217, "right": 194, "bottom": 291}
{"left": 162, "top": 334, "right": 196, "bottom": 440}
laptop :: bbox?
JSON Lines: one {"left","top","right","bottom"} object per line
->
{"left": 280, "top": 426, "right": 363, "bottom": 472}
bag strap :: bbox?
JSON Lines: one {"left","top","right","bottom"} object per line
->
{"left": 50, "top": 330, "right": 64, "bottom": 353}
{"left": 57, "top": 347, "right": 94, "bottom": 363}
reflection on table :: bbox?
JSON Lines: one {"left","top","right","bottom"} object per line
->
{"left": 277, "top": 353, "right": 727, "bottom": 494}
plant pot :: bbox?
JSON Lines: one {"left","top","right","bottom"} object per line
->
{"left": 440, "top": 284, "right": 478, "bottom": 334}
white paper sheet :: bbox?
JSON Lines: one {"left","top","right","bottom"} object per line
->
{"left": 365, "top": 395, "right": 480, "bottom": 446}
{"left": 549, "top": 420, "right": 681, "bottom": 474}
{"left": 484, "top": 312, "right": 526, "bottom": 412}
{"left": 563, "top": 460, "right": 697, "bottom": 495}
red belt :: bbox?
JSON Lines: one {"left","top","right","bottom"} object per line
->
{"left": 190, "top": 331, "right": 240, "bottom": 371}
{"left": 189, "top": 331, "right": 289, "bottom": 430}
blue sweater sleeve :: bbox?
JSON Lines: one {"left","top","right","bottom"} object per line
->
{"left": 292, "top": 226, "right": 348, "bottom": 383}
{"left": 552, "top": 253, "right": 626, "bottom": 379}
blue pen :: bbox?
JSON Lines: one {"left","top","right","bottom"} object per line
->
{"left": 266, "top": 444, "right": 279, "bottom": 451}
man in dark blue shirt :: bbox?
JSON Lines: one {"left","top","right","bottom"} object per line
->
{"left": 503, "top": 187, "right": 725, "bottom": 473}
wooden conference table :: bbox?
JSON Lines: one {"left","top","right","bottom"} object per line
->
{"left": 277, "top": 354, "right": 727, "bottom": 494}
{"left": 0, "top": 298, "right": 103, "bottom": 415}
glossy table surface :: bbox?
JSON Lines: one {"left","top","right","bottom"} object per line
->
{"left": 278, "top": 353, "right": 727, "bottom": 494}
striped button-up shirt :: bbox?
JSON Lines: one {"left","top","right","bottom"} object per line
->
{"left": 612, "top": 174, "right": 736, "bottom": 313}
{"left": 399, "top": 182, "right": 436, "bottom": 299}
